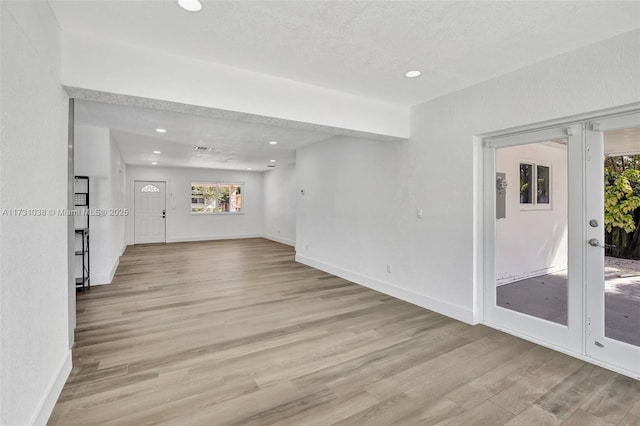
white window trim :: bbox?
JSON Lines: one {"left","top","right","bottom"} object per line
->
{"left": 519, "top": 158, "right": 552, "bottom": 211}
{"left": 190, "top": 181, "right": 245, "bottom": 215}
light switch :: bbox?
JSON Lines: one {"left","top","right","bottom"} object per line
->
{"left": 417, "top": 208, "right": 423, "bottom": 218}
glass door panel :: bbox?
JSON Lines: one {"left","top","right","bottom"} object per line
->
{"left": 495, "top": 140, "right": 568, "bottom": 324}
{"left": 603, "top": 129, "right": 640, "bottom": 347}
{"left": 484, "top": 125, "right": 583, "bottom": 354}
{"left": 586, "top": 113, "right": 640, "bottom": 377}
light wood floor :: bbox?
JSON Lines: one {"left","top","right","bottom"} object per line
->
{"left": 49, "top": 238, "right": 640, "bottom": 425}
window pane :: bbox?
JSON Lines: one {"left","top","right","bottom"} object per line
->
{"left": 537, "top": 165, "right": 550, "bottom": 204}
{"left": 216, "top": 185, "right": 229, "bottom": 212}
{"left": 191, "top": 183, "right": 217, "bottom": 213}
{"left": 497, "top": 141, "right": 568, "bottom": 325}
{"left": 216, "top": 184, "right": 242, "bottom": 212}
{"left": 520, "top": 163, "right": 533, "bottom": 204}
{"left": 603, "top": 134, "right": 640, "bottom": 347}
{"left": 231, "top": 185, "right": 242, "bottom": 212}
{"left": 140, "top": 184, "right": 160, "bottom": 193}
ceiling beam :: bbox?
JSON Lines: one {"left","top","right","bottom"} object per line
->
{"left": 61, "top": 31, "right": 409, "bottom": 140}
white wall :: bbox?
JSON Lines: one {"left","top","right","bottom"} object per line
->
{"left": 495, "top": 143, "right": 568, "bottom": 285}
{"left": 126, "top": 166, "right": 263, "bottom": 244}
{"left": 296, "top": 29, "right": 640, "bottom": 324}
{"left": 109, "top": 136, "right": 127, "bottom": 281}
{"left": 75, "top": 126, "right": 109, "bottom": 284}
{"left": 263, "top": 163, "right": 296, "bottom": 246}
{"left": 61, "top": 31, "right": 408, "bottom": 139}
{"left": 74, "top": 125, "right": 109, "bottom": 177}
{"left": 74, "top": 126, "right": 127, "bottom": 285}
{"left": 0, "top": 2, "right": 72, "bottom": 425}
{"left": 297, "top": 135, "right": 398, "bottom": 273}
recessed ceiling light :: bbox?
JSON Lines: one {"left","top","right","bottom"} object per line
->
{"left": 177, "top": 0, "right": 202, "bottom": 12}
{"left": 269, "top": 159, "right": 276, "bottom": 163}
{"left": 153, "top": 150, "right": 161, "bottom": 154}
{"left": 156, "top": 128, "right": 167, "bottom": 133}
{"left": 269, "top": 141, "right": 278, "bottom": 145}
{"left": 404, "top": 70, "right": 421, "bottom": 78}
{"left": 247, "top": 168, "right": 252, "bottom": 171}
{"left": 151, "top": 162, "right": 158, "bottom": 165}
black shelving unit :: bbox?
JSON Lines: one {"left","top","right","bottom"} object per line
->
{"left": 74, "top": 176, "right": 90, "bottom": 292}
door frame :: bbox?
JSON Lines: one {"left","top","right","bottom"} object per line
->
{"left": 479, "top": 104, "right": 640, "bottom": 380}
{"left": 133, "top": 179, "right": 167, "bottom": 244}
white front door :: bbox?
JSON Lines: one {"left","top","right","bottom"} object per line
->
{"left": 585, "top": 113, "right": 640, "bottom": 377}
{"left": 134, "top": 181, "right": 166, "bottom": 244}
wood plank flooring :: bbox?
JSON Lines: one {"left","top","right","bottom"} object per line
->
{"left": 49, "top": 238, "right": 640, "bottom": 425}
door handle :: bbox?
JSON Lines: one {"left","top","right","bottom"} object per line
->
{"left": 588, "top": 238, "right": 603, "bottom": 248}
{"left": 588, "top": 238, "right": 615, "bottom": 249}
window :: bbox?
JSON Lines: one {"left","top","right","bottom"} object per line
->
{"left": 191, "top": 182, "right": 242, "bottom": 214}
{"left": 520, "top": 163, "right": 533, "bottom": 204}
{"left": 536, "top": 164, "right": 550, "bottom": 204}
{"left": 140, "top": 184, "right": 160, "bottom": 193}
{"left": 520, "top": 162, "right": 550, "bottom": 208}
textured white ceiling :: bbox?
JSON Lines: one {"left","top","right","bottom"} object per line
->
{"left": 49, "top": 0, "right": 640, "bottom": 106}
{"left": 75, "top": 100, "right": 339, "bottom": 171}
{"left": 59, "top": 1, "right": 640, "bottom": 171}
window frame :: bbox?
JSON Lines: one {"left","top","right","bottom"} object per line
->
{"left": 190, "top": 182, "right": 244, "bottom": 215}
{"left": 519, "top": 159, "right": 552, "bottom": 211}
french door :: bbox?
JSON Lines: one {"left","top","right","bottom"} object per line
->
{"left": 484, "top": 124, "right": 584, "bottom": 354}
{"left": 585, "top": 112, "right": 640, "bottom": 375}
{"left": 484, "top": 112, "right": 640, "bottom": 378}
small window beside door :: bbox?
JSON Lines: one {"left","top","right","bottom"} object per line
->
{"left": 191, "top": 182, "right": 243, "bottom": 214}
{"left": 520, "top": 161, "right": 551, "bottom": 209}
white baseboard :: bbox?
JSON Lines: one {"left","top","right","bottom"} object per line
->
{"left": 166, "top": 234, "right": 261, "bottom": 243}
{"left": 295, "top": 254, "right": 475, "bottom": 324}
{"left": 89, "top": 244, "right": 127, "bottom": 286}
{"left": 31, "top": 350, "right": 72, "bottom": 426}
{"left": 90, "top": 255, "right": 121, "bottom": 286}
{"left": 109, "top": 257, "right": 120, "bottom": 282}
{"left": 262, "top": 234, "right": 295, "bottom": 246}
